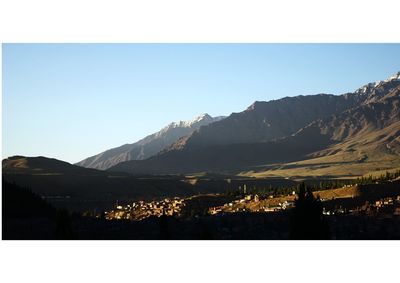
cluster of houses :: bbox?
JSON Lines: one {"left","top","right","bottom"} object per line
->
{"left": 322, "top": 207, "right": 345, "bottom": 216}
{"left": 321, "top": 195, "right": 400, "bottom": 217}
{"left": 358, "top": 195, "right": 400, "bottom": 217}
{"left": 105, "top": 197, "right": 186, "bottom": 221}
{"left": 374, "top": 196, "right": 397, "bottom": 208}
{"left": 106, "top": 193, "right": 299, "bottom": 220}
{"left": 209, "top": 194, "right": 295, "bottom": 215}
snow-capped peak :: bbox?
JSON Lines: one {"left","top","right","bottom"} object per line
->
{"left": 152, "top": 114, "right": 225, "bottom": 139}
{"left": 385, "top": 71, "right": 400, "bottom": 82}
{"left": 185, "top": 113, "right": 212, "bottom": 126}
{"left": 355, "top": 82, "right": 376, "bottom": 95}
{"left": 166, "top": 113, "right": 220, "bottom": 129}
{"left": 354, "top": 71, "right": 400, "bottom": 96}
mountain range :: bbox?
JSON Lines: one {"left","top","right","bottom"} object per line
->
{"left": 106, "top": 71, "right": 400, "bottom": 177}
{"left": 5, "top": 71, "right": 400, "bottom": 180}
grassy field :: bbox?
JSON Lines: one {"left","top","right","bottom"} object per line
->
{"left": 239, "top": 158, "right": 400, "bottom": 180}
{"left": 239, "top": 144, "right": 400, "bottom": 180}
{"left": 239, "top": 119, "right": 400, "bottom": 180}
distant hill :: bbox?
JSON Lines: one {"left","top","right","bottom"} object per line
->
{"left": 76, "top": 113, "right": 225, "bottom": 170}
{"left": 109, "top": 71, "right": 400, "bottom": 177}
{"left": 3, "top": 155, "right": 107, "bottom": 175}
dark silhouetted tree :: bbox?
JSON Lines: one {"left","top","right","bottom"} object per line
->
{"left": 290, "top": 182, "right": 330, "bottom": 239}
{"left": 158, "top": 210, "right": 170, "bottom": 240}
{"left": 55, "top": 209, "right": 74, "bottom": 239}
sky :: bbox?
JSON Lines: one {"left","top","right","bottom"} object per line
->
{"left": 3, "top": 43, "right": 400, "bottom": 163}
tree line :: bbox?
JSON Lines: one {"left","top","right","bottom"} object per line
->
{"left": 224, "top": 170, "right": 400, "bottom": 198}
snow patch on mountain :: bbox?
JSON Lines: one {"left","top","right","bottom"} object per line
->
{"left": 165, "top": 113, "right": 225, "bottom": 129}
{"left": 354, "top": 71, "right": 400, "bottom": 97}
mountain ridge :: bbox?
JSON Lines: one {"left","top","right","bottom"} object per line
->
{"left": 76, "top": 113, "right": 225, "bottom": 170}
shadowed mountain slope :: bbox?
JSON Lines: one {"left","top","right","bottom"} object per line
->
{"left": 166, "top": 94, "right": 359, "bottom": 151}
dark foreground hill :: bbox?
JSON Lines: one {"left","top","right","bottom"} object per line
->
{"left": 2, "top": 180, "right": 58, "bottom": 239}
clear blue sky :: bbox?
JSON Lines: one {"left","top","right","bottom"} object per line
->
{"left": 3, "top": 44, "right": 400, "bottom": 163}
